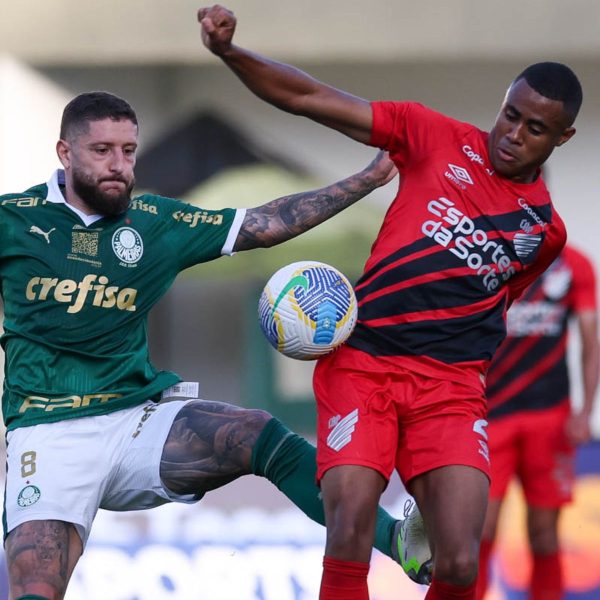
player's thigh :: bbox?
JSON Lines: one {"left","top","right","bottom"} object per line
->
{"left": 6, "top": 519, "right": 82, "bottom": 600}
{"left": 481, "top": 497, "right": 504, "bottom": 541}
{"left": 160, "top": 399, "right": 271, "bottom": 495}
{"left": 410, "top": 464, "right": 489, "bottom": 558}
{"left": 320, "top": 464, "right": 387, "bottom": 518}
{"left": 520, "top": 403, "right": 574, "bottom": 506}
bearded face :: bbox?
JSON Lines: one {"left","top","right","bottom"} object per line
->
{"left": 71, "top": 166, "right": 135, "bottom": 217}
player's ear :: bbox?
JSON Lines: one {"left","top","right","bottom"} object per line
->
{"left": 56, "top": 139, "right": 71, "bottom": 168}
{"left": 557, "top": 126, "right": 576, "bottom": 147}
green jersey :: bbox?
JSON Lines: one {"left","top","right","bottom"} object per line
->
{"left": 0, "top": 170, "right": 244, "bottom": 431}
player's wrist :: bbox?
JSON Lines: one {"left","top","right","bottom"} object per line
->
{"left": 214, "top": 42, "right": 240, "bottom": 61}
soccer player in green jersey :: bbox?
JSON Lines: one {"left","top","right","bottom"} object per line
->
{"left": 1, "top": 91, "right": 430, "bottom": 599}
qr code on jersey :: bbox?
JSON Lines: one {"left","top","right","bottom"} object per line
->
{"left": 71, "top": 231, "right": 99, "bottom": 257}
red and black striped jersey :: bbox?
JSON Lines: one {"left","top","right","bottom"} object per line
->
{"left": 346, "top": 101, "right": 566, "bottom": 387}
{"left": 486, "top": 246, "right": 597, "bottom": 418}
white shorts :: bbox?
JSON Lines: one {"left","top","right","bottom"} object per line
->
{"left": 4, "top": 399, "right": 197, "bottom": 546}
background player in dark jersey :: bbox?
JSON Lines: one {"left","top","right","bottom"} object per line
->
{"left": 0, "top": 91, "right": 433, "bottom": 600}
{"left": 198, "top": 5, "right": 583, "bottom": 599}
{"left": 476, "top": 245, "right": 599, "bottom": 600}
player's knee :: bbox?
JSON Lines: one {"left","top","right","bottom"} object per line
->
{"left": 529, "top": 529, "right": 560, "bottom": 555}
{"left": 434, "top": 548, "right": 478, "bottom": 586}
{"left": 326, "top": 499, "right": 377, "bottom": 555}
{"left": 7, "top": 523, "right": 71, "bottom": 600}
{"left": 326, "top": 517, "right": 366, "bottom": 555}
{"left": 9, "top": 562, "right": 63, "bottom": 600}
{"left": 243, "top": 408, "right": 273, "bottom": 437}
{"left": 527, "top": 512, "right": 560, "bottom": 554}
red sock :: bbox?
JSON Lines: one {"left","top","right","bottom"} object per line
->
{"left": 319, "top": 556, "right": 369, "bottom": 600}
{"left": 475, "top": 539, "right": 494, "bottom": 600}
{"left": 425, "top": 577, "right": 477, "bottom": 600}
{"left": 531, "top": 552, "right": 562, "bottom": 600}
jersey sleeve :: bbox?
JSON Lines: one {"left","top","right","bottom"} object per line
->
{"left": 506, "top": 210, "right": 567, "bottom": 305}
{"left": 143, "top": 194, "right": 244, "bottom": 270}
{"left": 369, "top": 101, "right": 461, "bottom": 171}
{"left": 566, "top": 246, "right": 598, "bottom": 312}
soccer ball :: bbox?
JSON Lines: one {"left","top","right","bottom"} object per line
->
{"left": 258, "top": 261, "right": 358, "bottom": 360}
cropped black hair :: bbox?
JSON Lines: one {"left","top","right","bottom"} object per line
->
{"left": 60, "top": 91, "right": 138, "bottom": 139}
{"left": 514, "top": 62, "right": 582, "bottom": 124}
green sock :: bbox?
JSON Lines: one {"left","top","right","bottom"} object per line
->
{"left": 15, "top": 596, "right": 52, "bottom": 600}
{"left": 251, "top": 417, "right": 396, "bottom": 558}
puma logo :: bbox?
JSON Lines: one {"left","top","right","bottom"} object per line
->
{"left": 29, "top": 226, "right": 56, "bottom": 244}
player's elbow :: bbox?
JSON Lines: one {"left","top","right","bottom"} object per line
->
{"left": 260, "top": 231, "right": 289, "bottom": 248}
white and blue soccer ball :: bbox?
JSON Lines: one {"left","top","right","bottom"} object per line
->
{"left": 258, "top": 261, "right": 358, "bottom": 360}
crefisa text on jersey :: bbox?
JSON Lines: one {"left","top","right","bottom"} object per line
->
{"left": 130, "top": 199, "right": 158, "bottom": 214}
{"left": 171, "top": 209, "right": 224, "bottom": 228}
{"left": 26, "top": 274, "right": 138, "bottom": 313}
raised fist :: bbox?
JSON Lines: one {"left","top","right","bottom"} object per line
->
{"left": 198, "top": 5, "right": 237, "bottom": 56}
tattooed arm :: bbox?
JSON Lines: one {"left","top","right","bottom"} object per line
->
{"left": 233, "top": 150, "right": 397, "bottom": 252}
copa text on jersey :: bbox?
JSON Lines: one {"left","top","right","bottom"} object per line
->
{"left": 422, "top": 196, "right": 516, "bottom": 292}
{"left": 25, "top": 274, "right": 138, "bottom": 313}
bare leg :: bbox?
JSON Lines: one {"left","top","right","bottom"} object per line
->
{"left": 481, "top": 498, "right": 503, "bottom": 542}
{"left": 527, "top": 506, "right": 560, "bottom": 555}
{"left": 6, "top": 520, "right": 82, "bottom": 600}
{"left": 160, "top": 400, "right": 271, "bottom": 495}
{"left": 527, "top": 506, "right": 563, "bottom": 599}
{"left": 476, "top": 497, "right": 504, "bottom": 600}
{"left": 320, "top": 464, "right": 387, "bottom": 561}
{"left": 410, "top": 465, "right": 489, "bottom": 586}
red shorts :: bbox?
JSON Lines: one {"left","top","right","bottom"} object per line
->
{"left": 488, "top": 402, "right": 575, "bottom": 507}
{"left": 313, "top": 345, "right": 490, "bottom": 485}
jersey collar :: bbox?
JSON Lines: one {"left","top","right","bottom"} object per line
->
{"left": 46, "top": 170, "right": 104, "bottom": 226}
{"left": 46, "top": 169, "right": 67, "bottom": 204}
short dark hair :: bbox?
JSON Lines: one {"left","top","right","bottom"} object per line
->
{"left": 513, "top": 62, "right": 583, "bottom": 124}
{"left": 60, "top": 91, "right": 138, "bottom": 140}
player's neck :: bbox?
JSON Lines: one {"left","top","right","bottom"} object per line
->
{"left": 62, "top": 185, "right": 97, "bottom": 216}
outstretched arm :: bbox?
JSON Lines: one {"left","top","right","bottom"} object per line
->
{"left": 198, "top": 5, "right": 373, "bottom": 143}
{"left": 233, "top": 150, "right": 397, "bottom": 252}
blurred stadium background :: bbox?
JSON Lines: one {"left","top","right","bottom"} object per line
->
{"left": 1, "top": 1, "right": 599, "bottom": 598}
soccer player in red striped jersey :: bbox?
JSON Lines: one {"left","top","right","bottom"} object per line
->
{"left": 476, "top": 245, "right": 599, "bottom": 600}
{"left": 199, "top": 6, "right": 583, "bottom": 599}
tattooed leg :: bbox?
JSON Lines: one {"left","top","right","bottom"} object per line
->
{"left": 6, "top": 520, "right": 82, "bottom": 600}
{"left": 160, "top": 400, "right": 271, "bottom": 496}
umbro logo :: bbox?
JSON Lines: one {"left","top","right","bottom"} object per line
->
{"left": 326, "top": 409, "right": 359, "bottom": 452}
{"left": 29, "top": 226, "right": 56, "bottom": 244}
{"left": 448, "top": 164, "right": 473, "bottom": 185}
{"left": 444, "top": 164, "right": 474, "bottom": 189}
